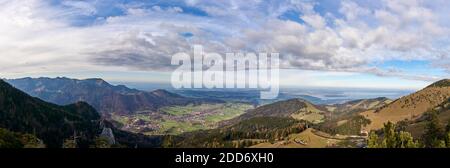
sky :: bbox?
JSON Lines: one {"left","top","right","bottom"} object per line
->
{"left": 0, "top": 0, "right": 449, "bottom": 90}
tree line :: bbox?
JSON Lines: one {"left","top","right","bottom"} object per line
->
{"left": 368, "top": 111, "right": 450, "bottom": 148}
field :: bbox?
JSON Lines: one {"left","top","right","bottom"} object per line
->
{"left": 161, "top": 104, "right": 222, "bottom": 116}
{"left": 111, "top": 103, "right": 253, "bottom": 135}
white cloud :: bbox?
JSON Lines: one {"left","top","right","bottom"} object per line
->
{"left": 61, "top": 0, "right": 97, "bottom": 16}
{"left": 339, "top": 0, "right": 370, "bottom": 21}
{"left": 301, "top": 14, "right": 326, "bottom": 29}
{"left": 0, "top": 0, "right": 448, "bottom": 83}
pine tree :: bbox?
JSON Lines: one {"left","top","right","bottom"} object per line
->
{"left": 445, "top": 132, "right": 450, "bottom": 148}
{"left": 397, "top": 131, "right": 418, "bottom": 148}
{"left": 383, "top": 122, "right": 396, "bottom": 148}
{"left": 370, "top": 122, "right": 419, "bottom": 148}
{"left": 445, "top": 120, "right": 450, "bottom": 148}
{"left": 423, "top": 111, "right": 445, "bottom": 148}
{"left": 367, "top": 131, "right": 379, "bottom": 148}
{"left": 436, "top": 140, "right": 446, "bottom": 148}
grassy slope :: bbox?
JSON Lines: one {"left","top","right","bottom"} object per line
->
{"left": 406, "top": 98, "right": 450, "bottom": 138}
{"left": 361, "top": 86, "right": 450, "bottom": 130}
{"left": 324, "top": 97, "right": 392, "bottom": 119}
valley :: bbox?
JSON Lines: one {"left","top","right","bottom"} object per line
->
{"left": 111, "top": 103, "right": 253, "bottom": 135}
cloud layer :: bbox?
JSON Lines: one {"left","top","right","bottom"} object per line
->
{"left": 0, "top": 0, "right": 449, "bottom": 81}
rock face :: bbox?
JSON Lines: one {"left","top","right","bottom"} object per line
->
{"left": 100, "top": 127, "right": 116, "bottom": 145}
{"left": 7, "top": 77, "right": 223, "bottom": 115}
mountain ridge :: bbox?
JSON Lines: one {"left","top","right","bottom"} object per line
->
{"left": 0, "top": 79, "right": 100, "bottom": 147}
{"left": 0, "top": 79, "right": 164, "bottom": 148}
{"left": 6, "top": 77, "right": 223, "bottom": 115}
{"left": 426, "top": 79, "right": 450, "bottom": 88}
{"left": 361, "top": 79, "right": 450, "bottom": 130}
{"left": 220, "top": 98, "right": 326, "bottom": 126}
{"left": 324, "top": 97, "right": 393, "bottom": 118}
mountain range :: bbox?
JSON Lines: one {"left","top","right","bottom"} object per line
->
{"left": 227, "top": 79, "right": 449, "bottom": 134}
{"left": 1, "top": 76, "right": 450, "bottom": 148}
{"left": 169, "top": 79, "right": 450, "bottom": 148}
{"left": 6, "top": 77, "right": 222, "bottom": 115}
{"left": 0, "top": 79, "right": 162, "bottom": 148}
